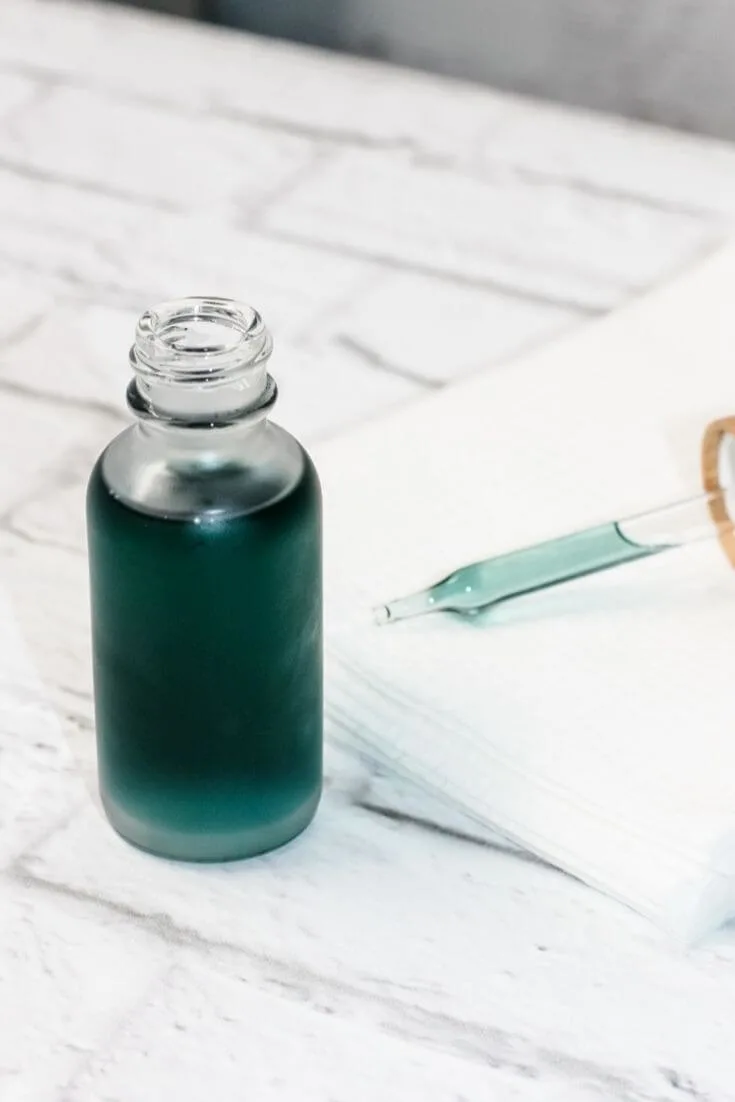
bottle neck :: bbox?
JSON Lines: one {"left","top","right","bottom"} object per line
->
{"left": 133, "top": 412, "right": 275, "bottom": 474}
{"left": 128, "top": 373, "right": 278, "bottom": 467}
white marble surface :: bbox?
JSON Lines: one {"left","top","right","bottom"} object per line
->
{"left": 3, "top": 2, "right": 735, "bottom": 1099}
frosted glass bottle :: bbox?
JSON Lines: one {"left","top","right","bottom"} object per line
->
{"left": 86, "top": 298, "right": 322, "bottom": 861}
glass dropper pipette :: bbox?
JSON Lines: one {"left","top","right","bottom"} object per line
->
{"left": 374, "top": 487, "right": 735, "bottom": 626}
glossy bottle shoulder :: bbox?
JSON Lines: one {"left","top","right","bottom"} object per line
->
{"left": 91, "top": 420, "right": 318, "bottom": 522}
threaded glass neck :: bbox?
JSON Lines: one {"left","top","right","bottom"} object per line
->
{"left": 129, "top": 297, "right": 274, "bottom": 424}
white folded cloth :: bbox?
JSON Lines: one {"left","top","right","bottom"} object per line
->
{"left": 316, "top": 241, "right": 735, "bottom": 943}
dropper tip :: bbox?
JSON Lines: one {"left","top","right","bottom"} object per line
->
{"left": 372, "top": 604, "right": 392, "bottom": 626}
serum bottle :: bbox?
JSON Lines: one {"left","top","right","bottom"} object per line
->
{"left": 87, "top": 298, "right": 322, "bottom": 861}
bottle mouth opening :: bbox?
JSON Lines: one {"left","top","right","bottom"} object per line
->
{"left": 130, "top": 297, "right": 272, "bottom": 385}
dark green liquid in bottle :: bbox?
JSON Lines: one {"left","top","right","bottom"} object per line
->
{"left": 86, "top": 453, "right": 322, "bottom": 862}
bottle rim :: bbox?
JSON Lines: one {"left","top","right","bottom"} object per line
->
{"left": 130, "top": 297, "right": 273, "bottom": 387}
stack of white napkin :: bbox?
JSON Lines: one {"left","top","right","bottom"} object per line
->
{"left": 316, "top": 242, "right": 735, "bottom": 943}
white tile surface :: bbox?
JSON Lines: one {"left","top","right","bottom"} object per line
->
{"left": 0, "top": 533, "right": 93, "bottom": 720}
{"left": 332, "top": 270, "right": 580, "bottom": 382}
{"left": 0, "top": 1, "right": 734, "bottom": 1100}
{"left": 264, "top": 147, "right": 717, "bottom": 309}
{"left": 0, "top": 390, "right": 103, "bottom": 513}
{"left": 0, "top": 884, "right": 167, "bottom": 1102}
{"left": 64, "top": 960, "right": 595, "bottom": 1102}
{"left": 0, "top": 176, "right": 372, "bottom": 323}
{"left": 0, "top": 84, "right": 317, "bottom": 213}
{"left": 18, "top": 794, "right": 735, "bottom": 1101}
{"left": 0, "top": 663, "right": 81, "bottom": 868}
{"left": 0, "top": 71, "right": 38, "bottom": 121}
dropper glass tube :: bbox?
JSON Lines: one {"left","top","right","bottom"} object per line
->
{"left": 375, "top": 488, "right": 734, "bottom": 626}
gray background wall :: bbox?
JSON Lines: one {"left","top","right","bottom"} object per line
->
{"left": 338, "top": 0, "right": 735, "bottom": 140}
{"left": 128, "top": 0, "right": 735, "bottom": 140}
{"left": 124, "top": 0, "right": 200, "bottom": 16}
